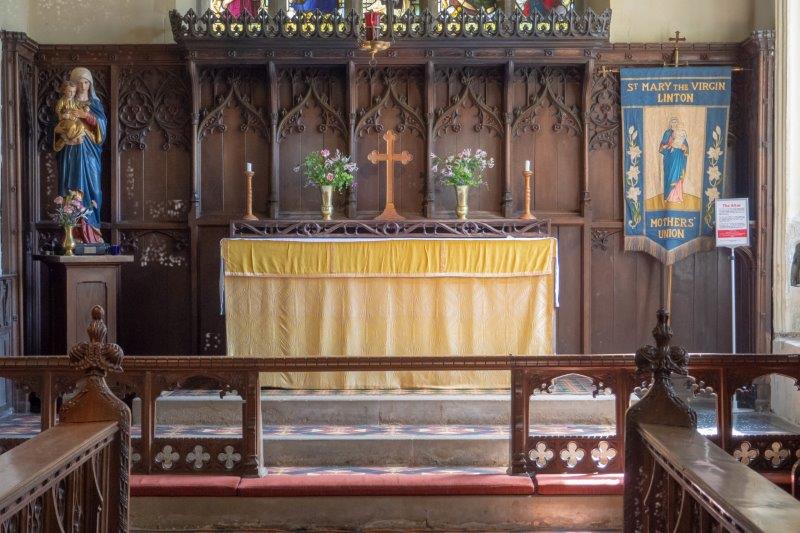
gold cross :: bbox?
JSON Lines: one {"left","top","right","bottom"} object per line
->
{"left": 668, "top": 30, "right": 686, "bottom": 68}
{"left": 368, "top": 130, "right": 413, "bottom": 221}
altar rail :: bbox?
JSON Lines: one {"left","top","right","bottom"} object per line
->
{"left": 0, "top": 307, "right": 130, "bottom": 531}
{"left": 629, "top": 424, "right": 800, "bottom": 532}
{"left": 2, "top": 354, "right": 799, "bottom": 481}
{"left": 622, "top": 311, "right": 800, "bottom": 531}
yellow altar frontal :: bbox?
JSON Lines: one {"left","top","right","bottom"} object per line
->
{"left": 222, "top": 237, "right": 557, "bottom": 389}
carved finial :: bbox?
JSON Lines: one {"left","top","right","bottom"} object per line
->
{"left": 87, "top": 305, "right": 108, "bottom": 343}
{"left": 635, "top": 308, "right": 688, "bottom": 378}
{"left": 652, "top": 308, "right": 671, "bottom": 351}
{"left": 68, "top": 306, "right": 124, "bottom": 376}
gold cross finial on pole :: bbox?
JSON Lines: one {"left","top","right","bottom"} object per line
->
{"left": 667, "top": 30, "right": 687, "bottom": 68}
{"left": 368, "top": 130, "right": 413, "bottom": 221}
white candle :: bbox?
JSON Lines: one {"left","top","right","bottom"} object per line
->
{"left": 246, "top": 162, "right": 253, "bottom": 173}
{"left": 524, "top": 160, "right": 531, "bottom": 172}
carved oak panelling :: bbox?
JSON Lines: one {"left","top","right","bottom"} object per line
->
{"left": 36, "top": 66, "right": 110, "bottom": 223}
{"left": 511, "top": 66, "right": 582, "bottom": 214}
{"left": 277, "top": 67, "right": 347, "bottom": 215}
{"left": 355, "top": 68, "right": 426, "bottom": 217}
{"left": 588, "top": 70, "right": 620, "bottom": 151}
{"left": 119, "top": 66, "right": 191, "bottom": 222}
{"left": 118, "top": 230, "right": 191, "bottom": 355}
{"left": 199, "top": 67, "right": 270, "bottom": 216}
{"left": 589, "top": 231, "right": 733, "bottom": 353}
{"left": 433, "top": 67, "right": 503, "bottom": 216}
{"left": 197, "top": 225, "right": 229, "bottom": 355}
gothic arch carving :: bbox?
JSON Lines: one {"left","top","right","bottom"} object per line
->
{"left": 355, "top": 68, "right": 426, "bottom": 140}
{"left": 118, "top": 67, "right": 191, "bottom": 151}
{"left": 277, "top": 68, "right": 347, "bottom": 143}
{"left": 434, "top": 68, "right": 504, "bottom": 139}
{"left": 512, "top": 66, "right": 582, "bottom": 138}
{"left": 198, "top": 69, "right": 269, "bottom": 141}
{"left": 587, "top": 70, "right": 620, "bottom": 150}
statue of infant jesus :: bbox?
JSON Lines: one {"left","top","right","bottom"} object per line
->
{"left": 53, "top": 80, "right": 89, "bottom": 150}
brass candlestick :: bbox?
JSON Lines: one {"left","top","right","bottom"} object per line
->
{"left": 520, "top": 170, "right": 536, "bottom": 220}
{"left": 243, "top": 170, "right": 257, "bottom": 221}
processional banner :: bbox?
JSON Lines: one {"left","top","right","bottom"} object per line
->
{"left": 621, "top": 67, "right": 732, "bottom": 265}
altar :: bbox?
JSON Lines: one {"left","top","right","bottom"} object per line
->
{"left": 222, "top": 235, "right": 557, "bottom": 389}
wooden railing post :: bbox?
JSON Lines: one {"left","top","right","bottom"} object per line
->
{"left": 623, "top": 309, "right": 694, "bottom": 533}
{"left": 242, "top": 370, "right": 265, "bottom": 477}
{"left": 509, "top": 368, "right": 530, "bottom": 475}
{"left": 141, "top": 371, "right": 156, "bottom": 474}
{"left": 59, "top": 305, "right": 131, "bottom": 532}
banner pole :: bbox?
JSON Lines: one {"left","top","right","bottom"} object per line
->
{"left": 665, "top": 264, "right": 674, "bottom": 314}
{"left": 730, "top": 248, "right": 736, "bottom": 354}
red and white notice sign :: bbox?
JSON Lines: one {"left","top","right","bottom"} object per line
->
{"left": 715, "top": 198, "right": 750, "bottom": 248}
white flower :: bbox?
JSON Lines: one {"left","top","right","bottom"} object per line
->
{"left": 706, "top": 187, "right": 720, "bottom": 201}
{"left": 628, "top": 125, "right": 635, "bottom": 135}
{"left": 626, "top": 165, "right": 640, "bottom": 181}
{"left": 707, "top": 165, "right": 722, "bottom": 182}
{"left": 626, "top": 186, "right": 641, "bottom": 202}
{"left": 706, "top": 145, "right": 723, "bottom": 161}
{"left": 627, "top": 145, "right": 642, "bottom": 161}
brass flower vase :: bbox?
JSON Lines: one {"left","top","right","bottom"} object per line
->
{"left": 320, "top": 185, "right": 334, "bottom": 221}
{"left": 455, "top": 185, "right": 470, "bottom": 220}
{"left": 61, "top": 224, "right": 76, "bottom": 256}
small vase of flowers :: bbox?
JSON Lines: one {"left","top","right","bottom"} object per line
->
{"left": 431, "top": 149, "right": 495, "bottom": 220}
{"left": 52, "top": 190, "right": 96, "bottom": 256}
{"left": 295, "top": 149, "right": 358, "bottom": 221}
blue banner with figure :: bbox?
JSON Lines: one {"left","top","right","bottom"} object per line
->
{"left": 621, "top": 67, "right": 731, "bottom": 265}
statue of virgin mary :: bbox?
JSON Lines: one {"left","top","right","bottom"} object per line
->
{"left": 54, "top": 67, "right": 106, "bottom": 241}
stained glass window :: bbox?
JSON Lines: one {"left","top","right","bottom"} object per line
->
{"left": 287, "top": 0, "right": 344, "bottom": 15}
{"left": 439, "top": 0, "right": 497, "bottom": 16}
{"left": 210, "top": 0, "right": 264, "bottom": 16}
{"left": 363, "top": 0, "right": 420, "bottom": 15}
{"left": 514, "top": 0, "right": 574, "bottom": 17}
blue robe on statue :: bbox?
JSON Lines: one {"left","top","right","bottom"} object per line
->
{"left": 56, "top": 95, "right": 106, "bottom": 228}
{"left": 659, "top": 128, "right": 688, "bottom": 200}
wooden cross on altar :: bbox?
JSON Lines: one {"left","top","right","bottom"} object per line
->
{"left": 667, "top": 30, "right": 687, "bottom": 68}
{"left": 368, "top": 130, "right": 413, "bottom": 221}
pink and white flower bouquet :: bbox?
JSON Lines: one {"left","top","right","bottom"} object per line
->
{"left": 294, "top": 149, "right": 357, "bottom": 192}
{"left": 51, "top": 190, "right": 95, "bottom": 227}
{"left": 431, "top": 148, "right": 495, "bottom": 188}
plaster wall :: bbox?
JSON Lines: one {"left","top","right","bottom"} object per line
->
{"left": 610, "top": 0, "right": 757, "bottom": 43}
{"left": 774, "top": 0, "right": 800, "bottom": 338}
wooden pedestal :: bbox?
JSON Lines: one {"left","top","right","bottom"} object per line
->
{"left": 34, "top": 255, "right": 133, "bottom": 354}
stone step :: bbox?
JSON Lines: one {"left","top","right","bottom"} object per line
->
{"left": 135, "top": 390, "right": 617, "bottom": 427}
{"left": 261, "top": 424, "right": 510, "bottom": 467}
{"left": 132, "top": 493, "right": 623, "bottom": 532}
